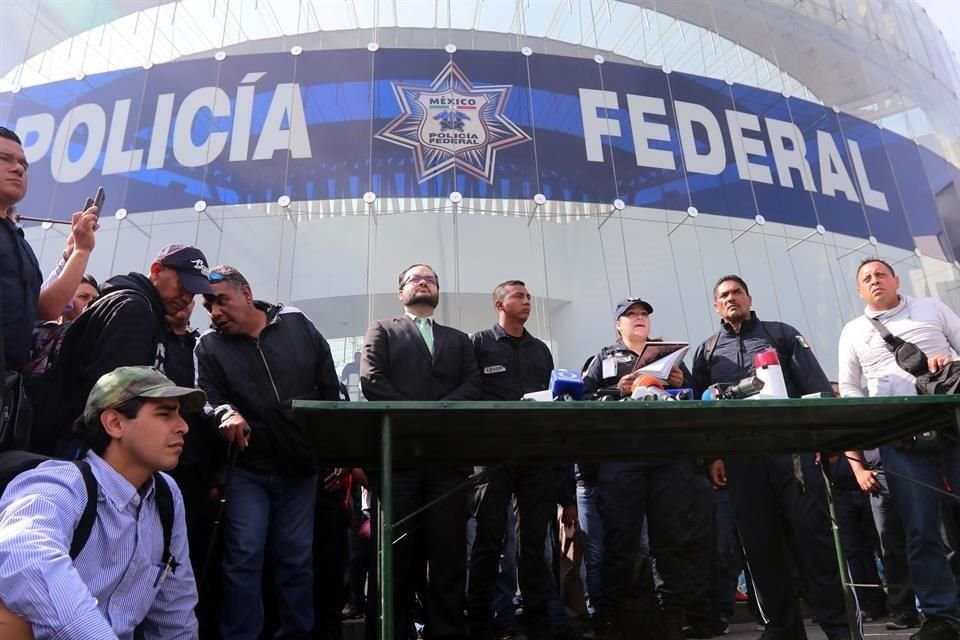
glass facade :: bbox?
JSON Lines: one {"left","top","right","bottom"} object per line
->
{"left": 2, "top": 0, "right": 959, "bottom": 378}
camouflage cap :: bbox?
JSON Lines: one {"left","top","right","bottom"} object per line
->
{"left": 83, "top": 366, "right": 206, "bottom": 422}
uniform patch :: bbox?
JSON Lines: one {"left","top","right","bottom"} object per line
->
{"left": 483, "top": 365, "right": 507, "bottom": 374}
{"left": 796, "top": 335, "right": 811, "bottom": 349}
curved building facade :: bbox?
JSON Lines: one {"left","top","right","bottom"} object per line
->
{"left": 2, "top": 0, "right": 959, "bottom": 377}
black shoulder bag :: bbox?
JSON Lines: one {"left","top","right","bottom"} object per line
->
{"left": 867, "top": 315, "right": 960, "bottom": 451}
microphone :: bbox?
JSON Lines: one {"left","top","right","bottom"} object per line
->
{"left": 702, "top": 376, "right": 765, "bottom": 400}
{"left": 549, "top": 369, "right": 585, "bottom": 401}
{"left": 630, "top": 374, "right": 674, "bottom": 401}
{"left": 665, "top": 388, "right": 693, "bottom": 400}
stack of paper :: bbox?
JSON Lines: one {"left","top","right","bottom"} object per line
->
{"left": 631, "top": 342, "right": 689, "bottom": 381}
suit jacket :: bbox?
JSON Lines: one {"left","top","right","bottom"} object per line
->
{"left": 360, "top": 315, "right": 481, "bottom": 401}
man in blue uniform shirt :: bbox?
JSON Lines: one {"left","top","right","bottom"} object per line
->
{"left": 691, "top": 275, "right": 853, "bottom": 640}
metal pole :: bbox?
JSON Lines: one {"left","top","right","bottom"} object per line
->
{"left": 820, "top": 461, "right": 863, "bottom": 640}
{"left": 379, "top": 414, "right": 393, "bottom": 640}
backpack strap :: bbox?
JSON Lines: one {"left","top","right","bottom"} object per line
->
{"left": 759, "top": 321, "right": 792, "bottom": 363}
{"left": 153, "top": 473, "right": 176, "bottom": 571}
{"left": 702, "top": 331, "right": 721, "bottom": 368}
{"left": 63, "top": 464, "right": 175, "bottom": 565}
{"left": 68, "top": 460, "right": 98, "bottom": 560}
{"left": 866, "top": 316, "right": 901, "bottom": 352}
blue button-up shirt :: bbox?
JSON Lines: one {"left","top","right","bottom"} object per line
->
{"left": 0, "top": 451, "right": 198, "bottom": 639}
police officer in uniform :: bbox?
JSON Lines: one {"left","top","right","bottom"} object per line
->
{"left": 468, "top": 279, "right": 574, "bottom": 640}
{"left": 690, "top": 275, "right": 853, "bottom": 640}
{"left": 582, "top": 298, "right": 712, "bottom": 640}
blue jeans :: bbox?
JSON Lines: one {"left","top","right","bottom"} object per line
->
{"left": 220, "top": 468, "right": 318, "bottom": 640}
{"left": 866, "top": 449, "right": 918, "bottom": 618}
{"left": 880, "top": 442, "right": 960, "bottom": 622}
{"left": 577, "top": 480, "right": 604, "bottom": 613}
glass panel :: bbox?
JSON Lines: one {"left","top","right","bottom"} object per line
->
{"left": 451, "top": 50, "right": 538, "bottom": 202}
{"left": 730, "top": 83, "right": 818, "bottom": 230}
{"left": 526, "top": 52, "right": 618, "bottom": 208}
{"left": 787, "top": 98, "right": 870, "bottom": 241}
{"left": 600, "top": 64, "right": 690, "bottom": 212}
{"left": 880, "top": 128, "right": 951, "bottom": 262}
{"left": 372, "top": 48, "right": 456, "bottom": 201}
{"left": 836, "top": 112, "right": 913, "bottom": 250}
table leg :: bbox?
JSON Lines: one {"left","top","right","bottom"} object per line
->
{"left": 379, "top": 414, "right": 393, "bottom": 640}
{"left": 820, "top": 461, "right": 862, "bottom": 640}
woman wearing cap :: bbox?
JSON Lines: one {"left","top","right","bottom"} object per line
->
{"left": 581, "top": 298, "right": 712, "bottom": 640}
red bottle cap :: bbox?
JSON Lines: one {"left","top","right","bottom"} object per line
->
{"left": 754, "top": 350, "right": 780, "bottom": 368}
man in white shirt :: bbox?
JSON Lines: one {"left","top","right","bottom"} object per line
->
{"left": 838, "top": 257, "right": 960, "bottom": 640}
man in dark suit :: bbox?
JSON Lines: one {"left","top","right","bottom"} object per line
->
{"left": 361, "top": 263, "right": 481, "bottom": 640}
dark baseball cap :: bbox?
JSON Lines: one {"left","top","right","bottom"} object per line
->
{"left": 154, "top": 244, "right": 213, "bottom": 295}
{"left": 614, "top": 297, "right": 653, "bottom": 319}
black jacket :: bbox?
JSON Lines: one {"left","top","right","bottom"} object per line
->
{"left": 80, "top": 273, "right": 169, "bottom": 385}
{"left": 361, "top": 315, "right": 481, "bottom": 402}
{"left": 195, "top": 302, "right": 340, "bottom": 474}
{"left": 690, "top": 311, "right": 832, "bottom": 398}
{"left": 582, "top": 340, "right": 694, "bottom": 395}
{"left": 0, "top": 217, "right": 42, "bottom": 372}
{"left": 471, "top": 324, "right": 554, "bottom": 400}
{"left": 29, "top": 273, "right": 172, "bottom": 455}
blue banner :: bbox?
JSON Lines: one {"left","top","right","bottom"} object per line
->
{"left": 1, "top": 48, "right": 955, "bottom": 253}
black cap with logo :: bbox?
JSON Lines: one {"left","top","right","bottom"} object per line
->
{"left": 154, "top": 244, "right": 214, "bottom": 295}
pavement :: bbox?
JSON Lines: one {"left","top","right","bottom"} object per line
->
{"left": 342, "top": 618, "right": 920, "bottom": 638}
{"left": 723, "top": 619, "right": 915, "bottom": 639}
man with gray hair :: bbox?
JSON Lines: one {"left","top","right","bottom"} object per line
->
{"left": 196, "top": 265, "right": 341, "bottom": 640}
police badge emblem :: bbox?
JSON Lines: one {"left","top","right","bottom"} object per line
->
{"left": 376, "top": 61, "right": 531, "bottom": 183}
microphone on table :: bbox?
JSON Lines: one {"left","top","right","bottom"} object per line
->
{"left": 521, "top": 369, "right": 585, "bottom": 402}
{"left": 550, "top": 369, "right": 585, "bottom": 401}
{"left": 629, "top": 375, "right": 675, "bottom": 401}
{"left": 701, "top": 376, "right": 765, "bottom": 400}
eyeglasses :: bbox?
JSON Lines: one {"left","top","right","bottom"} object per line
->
{"left": 208, "top": 272, "right": 226, "bottom": 282}
{"left": 403, "top": 275, "right": 438, "bottom": 287}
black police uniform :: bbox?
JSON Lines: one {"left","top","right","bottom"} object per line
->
{"left": 468, "top": 323, "right": 557, "bottom": 640}
{"left": 583, "top": 342, "right": 713, "bottom": 640}
{"left": 690, "top": 311, "right": 852, "bottom": 640}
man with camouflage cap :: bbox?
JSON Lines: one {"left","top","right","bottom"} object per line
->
{"left": 0, "top": 366, "right": 204, "bottom": 639}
